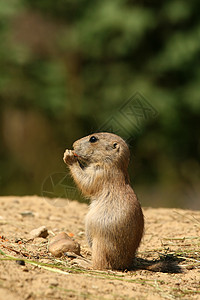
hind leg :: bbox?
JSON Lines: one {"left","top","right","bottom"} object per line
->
{"left": 92, "top": 237, "right": 135, "bottom": 270}
{"left": 92, "top": 238, "right": 112, "bottom": 270}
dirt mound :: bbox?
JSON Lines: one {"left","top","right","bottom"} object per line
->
{"left": 0, "top": 196, "right": 199, "bottom": 300}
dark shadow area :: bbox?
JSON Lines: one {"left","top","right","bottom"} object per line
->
{"left": 133, "top": 255, "right": 183, "bottom": 273}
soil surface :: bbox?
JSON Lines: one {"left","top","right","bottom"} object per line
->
{"left": 0, "top": 196, "right": 199, "bottom": 300}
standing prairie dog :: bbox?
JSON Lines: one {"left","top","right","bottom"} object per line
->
{"left": 63, "top": 132, "right": 144, "bottom": 270}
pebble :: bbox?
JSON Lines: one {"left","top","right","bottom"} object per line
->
{"left": 25, "top": 292, "right": 33, "bottom": 300}
{"left": 20, "top": 211, "right": 34, "bottom": 217}
{"left": 44, "top": 289, "right": 54, "bottom": 296}
{"left": 13, "top": 199, "right": 20, "bottom": 204}
{"left": 49, "top": 215, "right": 61, "bottom": 222}
{"left": 16, "top": 260, "right": 25, "bottom": 266}
{"left": 23, "top": 268, "right": 29, "bottom": 272}
{"left": 49, "top": 232, "right": 80, "bottom": 257}
{"left": 0, "top": 216, "right": 6, "bottom": 225}
{"left": 29, "top": 226, "right": 48, "bottom": 239}
{"left": 15, "top": 238, "right": 21, "bottom": 243}
{"left": 77, "top": 231, "right": 85, "bottom": 237}
{"left": 49, "top": 279, "right": 58, "bottom": 287}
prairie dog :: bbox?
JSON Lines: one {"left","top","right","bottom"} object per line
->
{"left": 63, "top": 132, "right": 144, "bottom": 270}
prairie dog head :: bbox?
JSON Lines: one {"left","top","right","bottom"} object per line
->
{"left": 73, "top": 132, "right": 130, "bottom": 171}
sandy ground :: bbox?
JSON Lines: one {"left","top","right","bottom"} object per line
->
{"left": 0, "top": 196, "right": 199, "bottom": 300}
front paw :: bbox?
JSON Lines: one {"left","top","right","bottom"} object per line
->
{"left": 63, "top": 149, "right": 77, "bottom": 165}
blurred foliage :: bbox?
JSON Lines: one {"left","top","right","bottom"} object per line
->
{"left": 0, "top": 0, "right": 199, "bottom": 208}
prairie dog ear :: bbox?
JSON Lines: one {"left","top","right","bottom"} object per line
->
{"left": 113, "top": 142, "right": 120, "bottom": 152}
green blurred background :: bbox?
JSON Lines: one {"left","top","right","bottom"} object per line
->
{"left": 0, "top": 0, "right": 199, "bottom": 209}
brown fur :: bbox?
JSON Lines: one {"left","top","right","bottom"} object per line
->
{"left": 63, "top": 132, "right": 144, "bottom": 270}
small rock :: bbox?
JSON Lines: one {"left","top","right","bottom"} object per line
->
{"left": 16, "top": 260, "right": 25, "bottom": 266}
{"left": 49, "top": 279, "right": 58, "bottom": 287}
{"left": 17, "top": 282, "right": 24, "bottom": 288}
{"left": 23, "top": 268, "right": 29, "bottom": 272}
{"left": 0, "top": 216, "right": 6, "bottom": 225}
{"left": 32, "top": 236, "right": 47, "bottom": 244}
{"left": 25, "top": 292, "right": 33, "bottom": 300}
{"left": 15, "top": 238, "right": 22, "bottom": 243}
{"left": 13, "top": 199, "right": 19, "bottom": 204}
{"left": 77, "top": 231, "right": 85, "bottom": 237}
{"left": 50, "top": 232, "right": 69, "bottom": 243}
{"left": 49, "top": 215, "right": 61, "bottom": 222}
{"left": 49, "top": 232, "right": 80, "bottom": 257}
{"left": 29, "top": 226, "right": 48, "bottom": 239}
{"left": 44, "top": 289, "right": 54, "bottom": 296}
{"left": 20, "top": 211, "right": 34, "bottom": 217}
{"left": 52, "top": 228, "right": 59, "bottom": 233}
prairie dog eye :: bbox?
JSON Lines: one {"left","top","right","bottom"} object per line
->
{"left": 89, "top": 136, "right": 98, "bottom": 143}
{"left": 113, "top": 143, "right": 118, "bottom": 148}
